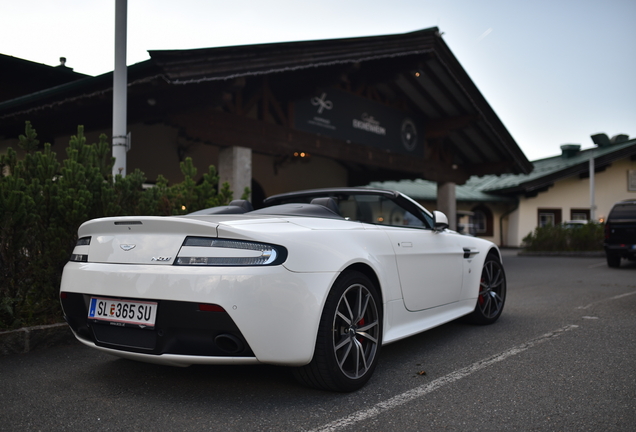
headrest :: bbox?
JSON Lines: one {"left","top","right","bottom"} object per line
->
{"left": 228, "top": 200, "right": 254, "bottom": 212}
{"left": 310, "top": 197, "right": 341, "bottom": 216}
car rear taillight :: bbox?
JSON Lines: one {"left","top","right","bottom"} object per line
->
{"left": 70, "top": 236, "right": 91, "bottom": 262}
{"left": 175, "top": 237, "right": 287, "bottom": 266}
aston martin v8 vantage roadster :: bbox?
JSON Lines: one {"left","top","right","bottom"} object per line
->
{"left": 60, "top": 187, "right": 506, "bottom": 392}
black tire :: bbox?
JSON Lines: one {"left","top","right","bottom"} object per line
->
{"left": 293, "top": 271, "right": 382, "bottom": 392}
{"left": 465, "top": 254, "right": 506, "bottom": 325}
{"left": 606, "top": 253, "right": 621, "bottom": 268}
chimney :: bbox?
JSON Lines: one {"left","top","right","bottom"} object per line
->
{"left": 560, "top": 144, "right": 581, "bottom": 158}
{"left": 591, "top": 133, "right": 610, "bottom": 147}
{"left": 591, "top": 133, "right": 629, "bottom": 147}
{"left": 56, "top": 57, "right": 73, "bottom": 71}
{"left": 611, "top": 134, "right": 629, "bottom": 144}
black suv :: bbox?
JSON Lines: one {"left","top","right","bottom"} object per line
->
{"left": 604, "top": 199, "right": 636, "bottom": 268}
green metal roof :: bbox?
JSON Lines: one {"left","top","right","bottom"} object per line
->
{"left": 368, "top": 179, "right": 514, "bottom": 203}
{"left": 371, "top": 137, "right": 636, "bottom": 201}
{"left": 479, "top": 138, "right": 636, "bottom": 195}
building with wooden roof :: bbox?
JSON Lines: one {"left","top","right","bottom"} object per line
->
{"left": 0, "top": 28, "right": 531, "bottom": 219}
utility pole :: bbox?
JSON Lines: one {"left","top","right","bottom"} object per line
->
{"left": 112, "top": 0, "right": 128, "bottom": 178}
{"left": 589, "top": 157, "right": 596, "bottom": 221}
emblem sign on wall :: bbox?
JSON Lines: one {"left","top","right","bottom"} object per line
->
{"left": 293, "top": 88, "right": 425, "bottom": 156}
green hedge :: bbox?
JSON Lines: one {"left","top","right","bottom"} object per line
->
{"left": 0, "top": 123, "right": 246, "bottom": 330}
{"left": 522, "top": 222, "right": 604, "bottom": 252}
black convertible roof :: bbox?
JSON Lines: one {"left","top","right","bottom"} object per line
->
{"left": 263, "top": 187, "right": 400, "bottom": 205}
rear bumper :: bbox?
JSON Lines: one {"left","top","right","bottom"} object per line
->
{"left": 604, "top": 243, "right": 636, "bottom": 258}
{"left": 62, "top": 293, "right": 256, "bottom": 358}
{"left": 60, "top": 262, "right": 338, "bottom": 366}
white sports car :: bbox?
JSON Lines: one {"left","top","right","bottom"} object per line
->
{"left": 60, "top": 187, "right": 506, "bottom": 392}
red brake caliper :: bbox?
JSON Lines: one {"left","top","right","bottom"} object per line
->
{"left": 357, "top": 318, "right": 365, "bottom": 343}
{"left": 478, "top": 277, "right": 485, "bottom": 305}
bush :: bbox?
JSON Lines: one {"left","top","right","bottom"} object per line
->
{"left": 522, "top": 223, "right": 604, "bottom": 252}
{"left": 0, "top": 122, "right": 246, "bottom": 330}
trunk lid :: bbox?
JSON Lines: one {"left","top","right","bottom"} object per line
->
{"left": 75, "top": 216, "right": 219, "bottom": 265}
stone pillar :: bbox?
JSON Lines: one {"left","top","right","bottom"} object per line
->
{"left": 437, "top": 182, "right": 457, "bottom": 230}
{"left": 219, "top": 146, "right": 252, "bottom": 200}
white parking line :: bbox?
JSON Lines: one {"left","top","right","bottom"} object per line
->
{"left": 578, "top": 290, "right": 636, "bottom": 309}
{"left": 611, "top": 291, "right": 636, "bottom": 300}
{"left": 310, "top": 325, "right": 579, "bottom": 432}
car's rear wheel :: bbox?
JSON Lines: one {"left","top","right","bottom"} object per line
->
{"left": 606, "top": 252, "right": 621, "bottom": 268}
{"left": 293, "top": 271, "right": 382, "bottom": 392}
{"left": 465, "top": 254, "right": 506, "bottom": 325}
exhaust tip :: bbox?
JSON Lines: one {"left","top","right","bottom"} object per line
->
{"left": 214, "top": 334, "right": 244, "bottom": 354}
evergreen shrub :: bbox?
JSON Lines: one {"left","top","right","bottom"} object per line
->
{"left": 0, "top": 123, "right": 246, "bottom": 330}
{"left": 522, "top": 222, "right": 604, "bottom": 252}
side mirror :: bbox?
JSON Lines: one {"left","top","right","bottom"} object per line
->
{"left": 433, "top": 211, "right": 449, "bottom": 232}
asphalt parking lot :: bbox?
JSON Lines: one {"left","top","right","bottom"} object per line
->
{"left": 1, "top": 251, "right": 634, "bottom": 431}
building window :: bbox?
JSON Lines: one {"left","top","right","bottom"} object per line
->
{"left": 473, "top": 211, "right": 486, "bottom": 233}
{"left": 570, "top": 209, "right": 590, "bottom": 221}
{"left": 629, "top": 170, "right": 636, "bottom": 191}
{"left": 538, "top": 209, "right": 562, "bottom": 227}
{"left": 471, "top": 205, "right": 493, "bottom": 236}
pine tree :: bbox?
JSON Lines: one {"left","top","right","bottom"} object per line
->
{"left": 0, "top": 122, "right": 239, "bottom": 329}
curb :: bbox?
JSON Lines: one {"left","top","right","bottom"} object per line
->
{"left": 0, "top": 322, "right": 75, "bottom": 356}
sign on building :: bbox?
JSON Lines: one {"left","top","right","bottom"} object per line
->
{"left": 294, "top": 88, "right": 425, "bottom": 156}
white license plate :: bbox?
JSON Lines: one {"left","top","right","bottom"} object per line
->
{"left": 88, "top": 297, "right": 157, "bottom": 328}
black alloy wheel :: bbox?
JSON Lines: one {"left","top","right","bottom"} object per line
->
{"left": 293, "top": 271, "right": 382, "bottom": 392}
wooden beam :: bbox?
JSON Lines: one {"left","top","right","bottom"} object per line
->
{"left": 425, "top": 114, "right": 480, "bottom": 139}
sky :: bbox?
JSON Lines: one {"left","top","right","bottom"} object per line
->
{"left": 2, "top": 0, "right": 635, "bottom": 161}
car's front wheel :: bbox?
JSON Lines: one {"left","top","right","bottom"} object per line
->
{"left": 293, "top": 271, "right": 382, "bottom": 392}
